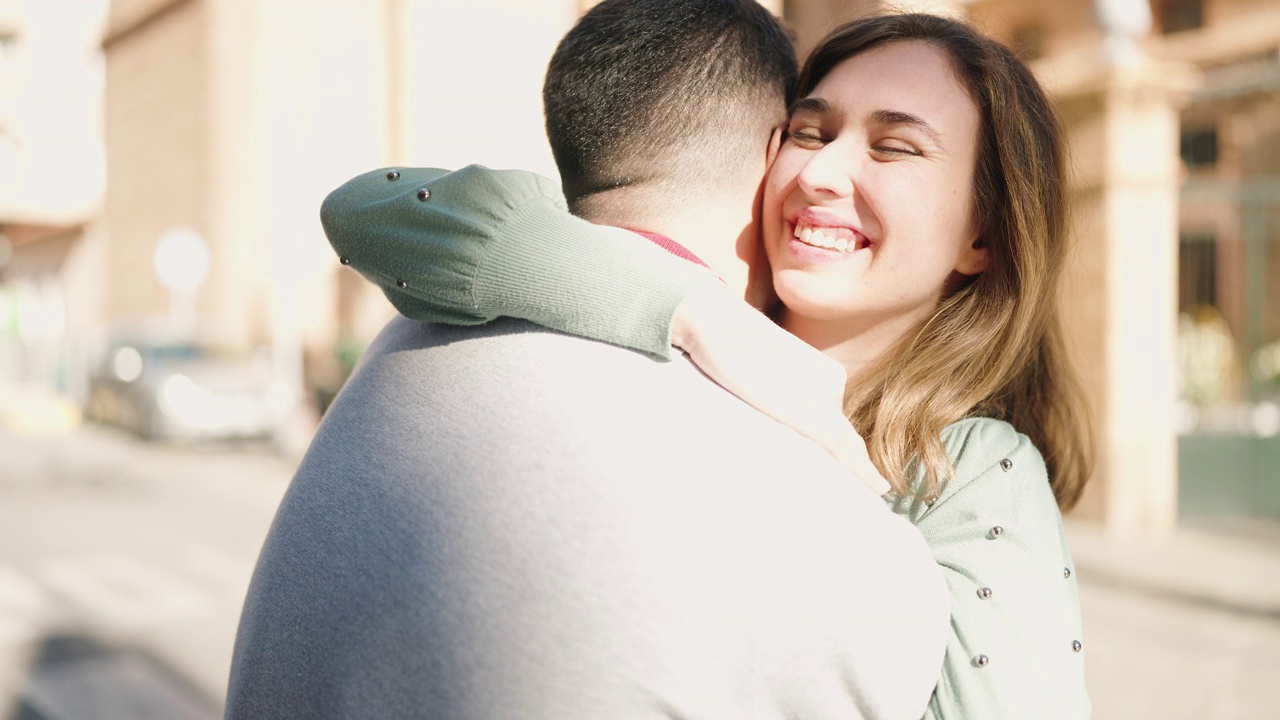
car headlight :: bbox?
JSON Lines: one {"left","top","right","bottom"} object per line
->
{"left": 112, "top": 346, "right": 143, "bottom": 382}
{"left": 157, "top": 374, "right": 215, "bottom": 419}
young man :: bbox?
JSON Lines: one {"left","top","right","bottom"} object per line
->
{"left": 225, "top": 2, "right": 949, "bottom": 718}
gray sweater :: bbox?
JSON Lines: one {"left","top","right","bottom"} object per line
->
{"left": 226, "top": 316, "right": 951, "bottom": 719}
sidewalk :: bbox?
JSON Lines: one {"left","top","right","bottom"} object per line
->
{"left": 1067, "top": 517, "right": 1280, "bottom": 719}
{"left": 1066, "top": 517, "right": 1280, "bottom": 619}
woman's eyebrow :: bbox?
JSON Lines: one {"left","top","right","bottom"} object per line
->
{"left": 787, "top": 96, "right": 832, "bottom": 117}
{"left": 868, "top": 109, "right": 945, "bottom": 148}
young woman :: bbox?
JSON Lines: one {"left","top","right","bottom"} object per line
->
{"left": 325, "top": 13, "right": 1093, "bottom": 719}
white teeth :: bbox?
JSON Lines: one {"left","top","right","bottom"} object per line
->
{"left": 793, "top": 222, "right": 862, "bottom": 253}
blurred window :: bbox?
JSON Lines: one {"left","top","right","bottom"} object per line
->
{"left": 0, "top": 33, "right": 15, "bottom": 68}
{"left": 1178, "top": 232, "right": 1218, "bottom": 313}
{"left": 1159, "top": 0, "right": 1204, "bottom": 34}
{"left": 1180, "top": 126, "right": 1218, "bottom": 168}
{"left": 144, "top": 344, "right": 204, "bottom": 362}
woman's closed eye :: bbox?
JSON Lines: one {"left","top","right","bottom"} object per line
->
{"left": 870, "top": 141, "right": 922, "bottom": 158}
{"left": 785, "top": 128, "right": 827, "bottom": 148}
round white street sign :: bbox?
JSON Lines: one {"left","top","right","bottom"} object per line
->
{"left": 153, "top": 228, "right": 211, "bottom": 292}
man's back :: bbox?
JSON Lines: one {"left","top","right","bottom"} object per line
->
{"left": 226, "top": 317, "right": 948, "bottom": 719}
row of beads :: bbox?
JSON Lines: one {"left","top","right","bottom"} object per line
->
{"left": 337, "top": 169, "right": 430, "bottom": 291}
{"left": 972, "top": 456, "right": 1082, "bottom": 669}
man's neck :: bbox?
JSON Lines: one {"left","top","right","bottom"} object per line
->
{"left": 581, "top": 206, "right": 755, "bottom": 296}
{"left": 624, "top": 229, "right": 711, "bottom": 269}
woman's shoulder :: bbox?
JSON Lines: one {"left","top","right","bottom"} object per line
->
{"left": 895, "top": 420, "right": 1090, "bottom": 718}
{"left": 940, "top": 416, "right": 1035, "bottom": 480}
{"left": 890, "top": 417, "right": 1059, "bottom": 533}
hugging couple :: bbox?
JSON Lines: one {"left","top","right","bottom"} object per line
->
{"left": 226, "top": 1, "right": 1093, "bottom": 718}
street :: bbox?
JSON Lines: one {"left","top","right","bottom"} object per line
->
{"left": 0, "top": 425, "right": 291, "bottom": 719}
{"left": 1081, "top": 580, "right": 1280, "bottom": 719}
{"left": 1, "top": 424, "right": 1277, "bottom": 719}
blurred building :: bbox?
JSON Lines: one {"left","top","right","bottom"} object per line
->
{"left": 92, "top": 0, "right": 588, "bottom": 428}
{"left": 957, "top": 0, "right": 1280, "bottom": 528}
{"left": 0, "top": 0, "right": 1274, "bottom": 531}
{"left": 0, "top": 0, "right": 107, "bottom": 402}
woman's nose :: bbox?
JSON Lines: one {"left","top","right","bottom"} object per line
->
{"left": 795, "top": 144, "right": 855, "bottom": 199}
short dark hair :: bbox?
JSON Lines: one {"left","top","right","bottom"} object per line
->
{"left": 543, "top": 0, "right": 796, "bottom": 210}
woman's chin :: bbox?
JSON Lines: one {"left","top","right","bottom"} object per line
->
{"left": 772, "top": 274, "right": 861, "bottom": 323}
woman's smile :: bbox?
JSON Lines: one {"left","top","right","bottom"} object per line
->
{"left": 787, "top": 207, "right": 874, "bottom": 260}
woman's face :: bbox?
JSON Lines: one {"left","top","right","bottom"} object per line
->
{"left": 763, "top": 41, "right": 988, "bottom": 329}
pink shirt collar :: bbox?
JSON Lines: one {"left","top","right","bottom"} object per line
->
{"left": 624, "top": 228, "right": 712, "bottom": 270}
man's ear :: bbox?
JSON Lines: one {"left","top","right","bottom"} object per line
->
{"left": 766, "top": 122, "right": 786, "bottom": 169}
{"left": 955, "top": 238, "right": 990, "bottom": 276}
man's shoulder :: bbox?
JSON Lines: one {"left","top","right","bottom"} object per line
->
{"left": 365, "top": 315, "right": 670, "bottom": 371}
{"left": 323, "top": 316, "right": 860, "bottom": 484}
{"left": 351, "top": 315, "right": 705, "bottom": 409}
{"left": 359, "top": 314, "right": 769, "bottom": 405}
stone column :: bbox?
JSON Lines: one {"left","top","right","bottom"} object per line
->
{"left": 1041, "top": 21, "right": 1198, "bottom": 536}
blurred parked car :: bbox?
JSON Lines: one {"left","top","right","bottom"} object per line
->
{"left": 86, "top": 339, "right": 283, "bottom": 442}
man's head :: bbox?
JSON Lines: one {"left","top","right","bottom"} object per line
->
{"left": 543, "top": 0, "right": 796, "bottom": 297}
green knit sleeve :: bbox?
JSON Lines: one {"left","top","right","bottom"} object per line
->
{"left": 889, "top": 418, "right": 1090, "bottom": 720}
{"left": 320, "top": 165, "right": 714, "bottom": 359}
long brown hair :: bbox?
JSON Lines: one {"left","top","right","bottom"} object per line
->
{"left": 798, "top": 14, "right": 1092, "bottom": 510}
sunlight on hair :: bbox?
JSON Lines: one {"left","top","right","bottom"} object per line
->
{"left": 882, "top": 1, "right": 968, "bottom": 19}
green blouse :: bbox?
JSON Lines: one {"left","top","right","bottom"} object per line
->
{"left": 321, "top": 165, "right": 1091, "bottom": 719}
